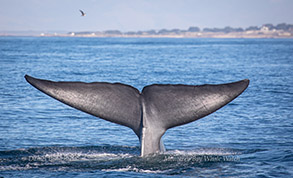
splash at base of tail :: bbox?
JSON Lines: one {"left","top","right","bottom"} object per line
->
{"left": 25, "top": 75, "right": 249, "bottom": 157}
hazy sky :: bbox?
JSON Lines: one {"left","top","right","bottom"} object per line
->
{"left": 1, "top": 0, "right": 292, "bottom": 32}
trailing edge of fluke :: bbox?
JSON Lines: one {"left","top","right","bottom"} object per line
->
{"left": 25, "top": 75, "right": 249, "bottom": 157}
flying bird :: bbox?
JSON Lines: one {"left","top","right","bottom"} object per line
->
{"left": 79, "top": 9, "right": 86, "bottom": 16}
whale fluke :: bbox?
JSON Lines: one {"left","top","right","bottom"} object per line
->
{"left": 25, "top": 75, "right": 249, "bottom": 156}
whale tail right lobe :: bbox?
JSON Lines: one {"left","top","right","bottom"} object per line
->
{"left": 142, "top": 79, "right": 250, "bottom": 130}
{"left": 140, "top": 79, "right": 249, "bottom": 155}
{"left": 25, "top": 75, "right": 249, "bottom": 156}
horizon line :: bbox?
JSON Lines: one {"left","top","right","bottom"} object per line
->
{"left": 1, "top": 22, "right": 293, "bottom": 33}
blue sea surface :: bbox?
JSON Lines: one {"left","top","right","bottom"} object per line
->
{"left": 0, "top": 37, "right": 292, "bottom": 177}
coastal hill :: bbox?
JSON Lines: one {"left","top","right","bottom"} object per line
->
{"left": 1, "top": 23, "right": 293, "bottom": 38}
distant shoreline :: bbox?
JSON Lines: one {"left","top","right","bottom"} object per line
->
{"left": 1, "top": 33, "right": 292, "bottom": 39}
{"left": 1, "top": 31, "right": 292, "bottom": 39}
{"left": 1, "top": 23, "right": 293, "bottom": 39}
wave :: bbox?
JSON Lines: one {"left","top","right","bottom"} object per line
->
{"left": 0, "top": 146, "right": 248, "bottom": 175}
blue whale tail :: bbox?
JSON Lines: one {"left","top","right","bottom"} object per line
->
{"left": 25, "top": 75, "right": 249, "bottom": 156}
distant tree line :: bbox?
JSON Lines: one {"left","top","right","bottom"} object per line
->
{"left": 261, "top": 23, "right": 293, "bottom": 31}
{"left": 202, "top": 23, "right": 293, "bottom": 33}
{"left": 69, "top": 23, "right": 293, "bottom": 35}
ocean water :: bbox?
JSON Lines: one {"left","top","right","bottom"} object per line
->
{"left": 0, "top": 37, "right": 292, "bottom": 177}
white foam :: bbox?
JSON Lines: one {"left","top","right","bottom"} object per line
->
{"left": 0, "top": 152, "right": 134, "bottom": 171}
{"left": 166, "top": 148, "right": 241, "bottom": 156}
{"left": 25, "top": 151, "right": 132, "bottom": 163}
{"left": 102, "top": 165, "right": 169, "bottom": 174}
{"left": 0, "top": 165, "right": 34, "bottom": 171}
{"left": 0, "top": 148, "right": 241, "bottom": 171}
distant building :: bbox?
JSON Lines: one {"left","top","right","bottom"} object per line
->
{"left": 261, "top": 26, "right": 269, "bottom": 32}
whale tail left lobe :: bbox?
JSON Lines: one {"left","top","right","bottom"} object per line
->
{"left": 25, "top": 75, "right": 142, "bottom": 136}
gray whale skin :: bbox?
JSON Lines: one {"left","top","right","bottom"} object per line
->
{"left": 25, "top": 75, "right": 249, "bottom": 157}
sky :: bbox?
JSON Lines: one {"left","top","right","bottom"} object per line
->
{"left": 0, "top": 0, "right": 293, "bottom": 32}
